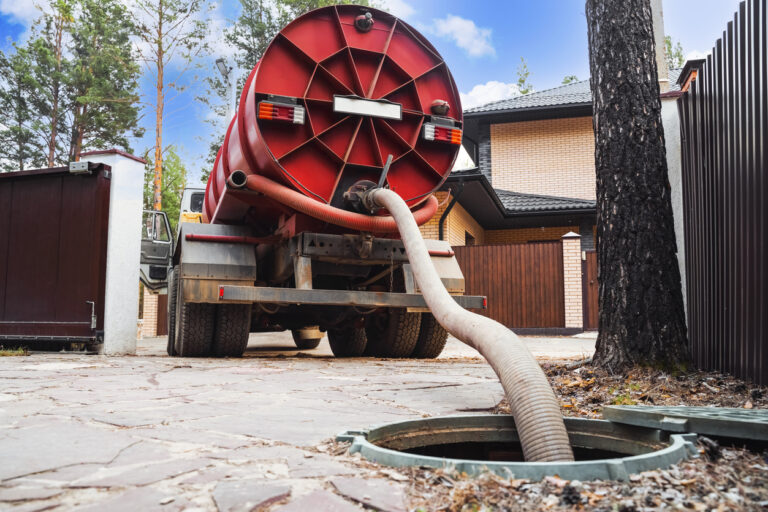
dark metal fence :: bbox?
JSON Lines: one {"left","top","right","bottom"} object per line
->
{"left": 678, "top": 0, "right": 767, "bottom": 384}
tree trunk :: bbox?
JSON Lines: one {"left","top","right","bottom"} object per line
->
{"left": 153, "top": 0, "right": 164, "bottom": 212}
{"left": 48, "top": 15, "right": 64, "bottom": 168}
{"left": 586, "top": 0, "right": 689, "bottom": 371}
{"left": 73, "top": 105, "right": 86, "bottom": 161}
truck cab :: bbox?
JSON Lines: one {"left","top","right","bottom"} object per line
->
{"left": 140, "top": 187, "right": 205, "bottom": 291}
{"left": 178, "top": 187, "right": 205, "bottom": 226}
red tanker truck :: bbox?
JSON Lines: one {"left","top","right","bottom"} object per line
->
{"left": 167, "top": 5, "right": 484, "bottom": 359}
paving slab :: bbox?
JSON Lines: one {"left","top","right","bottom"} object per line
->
{"left": 273, "top": 489, "right": 361, "bottom": 512}
{"left": 331, "top": 476, "right": 407, "bottom": 512}
{"left": 212, "top": 481, "right": 291, "bottom": 512}
{"left": 0, "top": 485, "right": 62, "bottom": 502}
{"left": 0, "top": 332, "right": 586, "bottom": 510}
{"left": 0, "top": 420, "right": 138, "bottom": 481}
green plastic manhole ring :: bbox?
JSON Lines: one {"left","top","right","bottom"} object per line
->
{"left": 337, "top": 415, "right": 698, "bottom": 481}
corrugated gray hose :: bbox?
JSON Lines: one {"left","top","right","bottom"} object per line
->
{"left": 369, "top": 188, "right": 574, "bottom": 462}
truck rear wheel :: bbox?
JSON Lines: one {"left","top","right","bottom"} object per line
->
{"left": 292, "top": 327, "right": 322, "bottom": 350}
{"left": 212, "top": 304, "right": 252, "bottom": 357}
{"left": 166, "top": 266, "right": 178, "bottom": 356}
{"left": 364, "top": 308, "right": 420, "bottom": 358}
{"left": 328, "top": 327, "right": 367, "bottom": 357}
{"left": 174, "top": 279, "right": 215, "bottom": 357}
{"left": 411, "top": 313, "right": 448, "bottom": 359}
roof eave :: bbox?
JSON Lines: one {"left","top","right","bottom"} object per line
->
{"left": 443, "top": 171, "right": 596, "bottom": 219}
{"left": 464, "top": 102, "right": 592, "bottom": 120}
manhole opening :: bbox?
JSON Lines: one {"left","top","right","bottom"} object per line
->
{"left": 400, "top": 440, "right": 623, "bottom": 462}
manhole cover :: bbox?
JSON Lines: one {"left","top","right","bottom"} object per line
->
{"left": 338, "top": 415, "right": 697, "bottom": 481}
{"left": 603, "top": 406, "right": 768, "bottom": 441}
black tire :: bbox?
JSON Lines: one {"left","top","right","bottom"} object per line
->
{"left": 166, "top": 266, "right": 178, "bottom": 356}
{"left": 173, "top": 278, "right": 215, "bottom": 357}
{"left": 212, "top": 304, "right": 252, "bottom": 357}
{"left": 291, "top": 330, "right": 322, "bottom": 350}
{"left": 364, "top": 308, "right": 420, "bottom": 358}
{"left": 328, "top": 327, "right": 367, "bottom": 357}
{"left": 412, "top": 314, "right": 448, "bottom": 359}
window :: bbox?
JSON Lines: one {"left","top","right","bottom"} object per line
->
{"left": 190, "top": 192, "right": 205, "bottom": 213}
{"left": 465, "top": 232, "right": 476, "bottom": 246}
{"left": 142, "top": 211, "right": 170, "bottom": 242}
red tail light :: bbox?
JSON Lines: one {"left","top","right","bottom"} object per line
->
{"left": 423, "top": 123, "right": 461, "bottom": 145}
{"left": 258, "top": 101, "right": 305, "bottom": 124}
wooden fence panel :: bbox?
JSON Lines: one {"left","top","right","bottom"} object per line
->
{"left": 678, "top": 0, "right": 767, "bottom": 384}
{"left": 582, "top": 251, "right": 598, "bottom": 330}
{"left": 454, "top": 242, "right": 565, "bottom": 328}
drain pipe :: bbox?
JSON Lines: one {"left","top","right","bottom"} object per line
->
{"left": 366, "top": 187, "right": 574, "bottom": 462}
{"left": 438, "top": 181, "right": 464, "bottom": 241}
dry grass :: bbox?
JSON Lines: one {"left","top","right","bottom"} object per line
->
{"left": 0, "top": 346, "right": 29, "bottom": 356}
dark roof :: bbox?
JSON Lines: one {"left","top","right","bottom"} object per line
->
{"left": 465, "top": 68, "right": 682, "bottom": 115}
{"left": 441, "top": 169, "right": 595, "bottom": 230}
{"left": 495, "top": 189, "right": 595, "bottom": 214}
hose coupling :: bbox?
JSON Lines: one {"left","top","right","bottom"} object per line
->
{"left": 343, "top": 180, "right": 381, "bottom": 214}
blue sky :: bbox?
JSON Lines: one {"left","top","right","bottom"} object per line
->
{"left": 0, "top": 0, "right": 744, "bottom": 183}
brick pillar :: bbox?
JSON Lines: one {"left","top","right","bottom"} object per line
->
{"left": 561, "top": 232, "right": 584, "bottom": 330}
{"left": 142, "top": 288, "right": 158, "bottom": 338}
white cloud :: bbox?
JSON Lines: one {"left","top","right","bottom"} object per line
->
{"left": 375, "top": 0, "right": 415, "bottom": 20}
{"left": 460, "top": 80, "right": 521, "bottom": 110}
{"left": 429, "top": 15, "right": 494, "bottom": 58}
{"left": 0, "top": 0, "right": 41, "bottom": 26}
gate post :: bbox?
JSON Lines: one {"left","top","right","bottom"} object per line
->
{"left": 82, "top": 150, "right": 145, "bottom": 355}
{"left": 561, "top": 232, "right": 583, "bottom": 331}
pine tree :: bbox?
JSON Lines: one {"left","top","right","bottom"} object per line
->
{"left": 586, "top": 0, "right": 689, "bottom": 370}
{"left": 129, "top": 0, "right": 212, "bottom": 211}
{"left": 25, "top": 1, "right": 74, "bottom": 167}
{"left": 143, "top": 146, "right": 188, "bottom": 236}
{"left": 67, "top": 0, "right": 143, "bottom": 161}
{"left": 0, "top": 47, "right": 44, "bottom": 172}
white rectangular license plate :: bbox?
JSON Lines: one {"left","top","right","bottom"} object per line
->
{"left": 333, "top": 96, "right": 402, "bottom": 120}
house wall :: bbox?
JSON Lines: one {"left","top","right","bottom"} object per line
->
{"left": 490, "top": 117, "right": 596, "bottom": 200}
{"left": 661, "top": 95, "right": 687, "bottom": 318}
{"left": 445, "top": 202, "right": 485, "bottom": 246}
{"left": 421, "top": 198, "right": 582, "bottom": 247}
{"left": 419, "top": 191, "right": 485, "bottom": 246}
{"left": 484, "top": 225, "right": 578, "bottom": 245}
{"left": 418, "top": 191, "right": 450, "bottom": 240}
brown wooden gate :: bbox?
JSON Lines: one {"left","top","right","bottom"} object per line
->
{"left": 454, "top": 242, "right": 565, "bottom": 329}
{"left": 582, "top": 250, "right": 598, "bottom": 330}
{"left": 0, "top": 165, "right": 111, "bottom": 343}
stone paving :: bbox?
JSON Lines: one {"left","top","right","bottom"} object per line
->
{"left": 0, "top": 332, "right": 594, "bottom": 511}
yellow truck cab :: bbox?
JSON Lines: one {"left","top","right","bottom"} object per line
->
{"left": 179, "top": 187, "right": 205, "bottom": 225}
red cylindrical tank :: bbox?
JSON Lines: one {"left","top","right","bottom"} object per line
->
{"left": 204, "top": 5, "right": 463, "bottom": 228}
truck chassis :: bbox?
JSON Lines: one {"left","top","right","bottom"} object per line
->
{"left": 168, "top": 223, "right": 484, "bottom": 359}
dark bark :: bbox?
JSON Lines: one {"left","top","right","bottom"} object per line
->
{"left": 586, "top": 0, "right": 689, "bottom": 371}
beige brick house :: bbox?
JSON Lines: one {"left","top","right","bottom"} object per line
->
{"left": 425, "top": 71, "right": 681, "bottom": 249}
{"left": 421, "top": 72, "right": 681, "bottom": 332}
